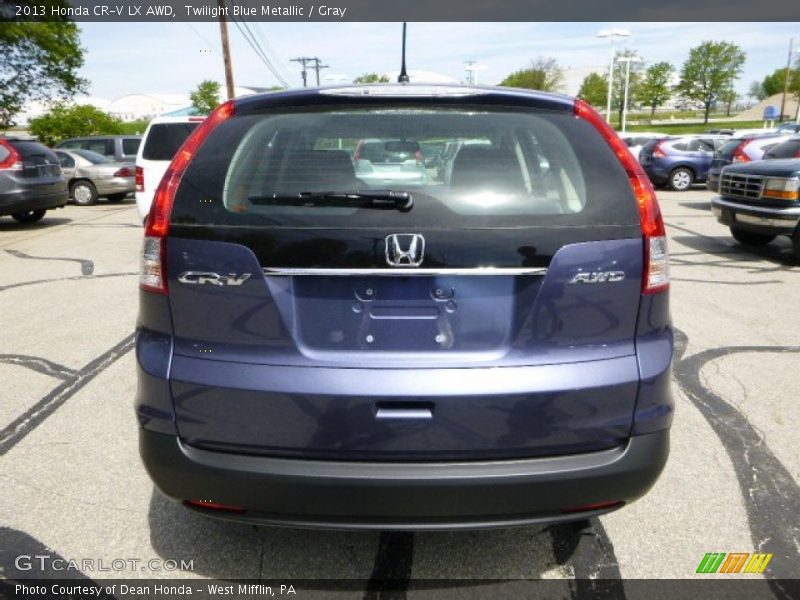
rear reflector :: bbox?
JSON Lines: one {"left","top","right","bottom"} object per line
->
{"left": 185, "top": 500, "right": 246, "bottom": 513}
{"left": 139, "top": 236, "right": 166, "bottom": 294}
{"left": 561, "top": 500, "right": 624, "bottom": 514}
{"left": 574, "top": 99, "right": 669, "bottom": 295}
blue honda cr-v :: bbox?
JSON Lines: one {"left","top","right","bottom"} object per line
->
{"left": 136, "top": 84, "right": 673, "bottom": 530}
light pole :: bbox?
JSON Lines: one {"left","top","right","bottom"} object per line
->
{"left": 617, "top": 55, "right": 642, "bottom": 133}
{"left": 597, "top": 28, "right": 631, "bottom": 124}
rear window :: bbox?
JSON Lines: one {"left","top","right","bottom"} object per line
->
{"left": 85, "top": 139, "right": 112, "bottom": 156}
{"left": 73, "top": 149, "right": 111, "bottom": 164}
{"left": 143, "top": 123, "right": 200, "bottom": 161}
{"left": 171, "top": 105, "right": 639, "bottom": 229}
{"left": 718, "top": 138, "right": 744, "bottom": 159}
{"left": 12, "top": 141, "right": 58, "bottom": 163}
{"left": 764, "top": 139, "right": 800, "bottom": 158}
{"left": 122, "top": 138, "right": 141, "bottom": 155}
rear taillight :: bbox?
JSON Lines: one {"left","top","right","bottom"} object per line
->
{"left": 114, "top": 166, "right": 133, "bottom": 178}
{"left": 0, "top": 139, "right": 22, "bottom": 171}
{"left": 652, "top": 141, "right": 667, "bottom": 158}
{"left": 140, "top": 100, "right": 235, "bottom": 295}
{"left": 574, "top": 99, "right": 669, "bottom": 295}
{"left": 415, "top": 150, "right": 423, "bottom": 163}
{"left": 135, "top": 166, "right": 144, "bottom": 192}
{"left": 353, "top": 142, "right": 364, "bottom": 162}
{"left": 732, "top": 140, "right": 751, "bottom": 163}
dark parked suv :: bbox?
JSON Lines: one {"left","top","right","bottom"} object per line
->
{"left": 711, "top": 159, "right": 800, "bottom": 261}
{"left": 136, "top": 85, "right": 673, "bottom": 529}
{"left": 0, "top": 137, "right": 68, "bottom": 223}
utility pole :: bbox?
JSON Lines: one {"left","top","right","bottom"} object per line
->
{"left": 291, "top": 57, "right": 328, "bottom": 87}
{"left": 217, "top": 0, "right": 235, "bottom": 100}
{"left": 312, "top": 59, "right": 329, "bottom": 86}
{"left": 464, "top": 60, "right": 477, "bottom": 85}
{"left": 780, "top": 38, "right": 794, "bottom": 121}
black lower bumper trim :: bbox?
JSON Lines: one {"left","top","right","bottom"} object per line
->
{"left": 140, "top": 428, "right": 669, "bottom": 530}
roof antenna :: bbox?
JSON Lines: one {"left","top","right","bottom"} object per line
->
{"left": 398, "top": 22, "right": 410, "bottom": 83}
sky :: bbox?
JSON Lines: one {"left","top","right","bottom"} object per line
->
{"left": 78, "top": 22, "right": 800, "bottom": 100}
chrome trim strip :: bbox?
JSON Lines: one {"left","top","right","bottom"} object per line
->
{"left": 263, "top": 267, "right": 549, "bottom": 277}
{"left": 711, "top": 196, "right": 800, "bottom": 218}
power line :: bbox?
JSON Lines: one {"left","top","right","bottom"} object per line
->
{"left": 185, "top": 23, "right": 221, "bottom": 57}
{"left": 251, "top": 23, "right": 294, "bottom": 83}
{"left": 291, "top": 57, "right": 328, "bottom": 87}
{"left": 226, "top": 0, "right": 289, "bottom": 87}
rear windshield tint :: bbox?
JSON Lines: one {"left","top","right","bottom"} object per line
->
{"left": 13, "top": 141, "right": 58, "bottom": 163}
{"left": 122, "top": 138, "right": 141, "bottom": 155}
{"left": 171, "top": 105, "right": 639, "bottom": 228}
{"left": 718, "top": 138, "right": 744, "bottom": 159}
{"left": 765, "top": 139, "right": 800, "bottom": 158}
{"left": 142, "top": 123, "right": 200, "bottom": 161}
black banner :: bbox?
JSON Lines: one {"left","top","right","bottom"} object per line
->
{"left": 3, "top": 0, "right": 799, "bottom": 22}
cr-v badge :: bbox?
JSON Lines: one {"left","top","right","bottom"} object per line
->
{"left": 178, "top": 272, "right": 251, "bottom": 286}
{"left": 569, "top": 271, "right": 626, "bottom": 284}
{"left": 385, "top": 233, "right": 425, "bottom": 267}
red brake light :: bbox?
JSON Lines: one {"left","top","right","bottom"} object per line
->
{"left": 135, "top": 166, "right": 144, "bottom": 192}
{"left": 732, "top": 140, "right": 752, "bottom": 163}
{"left": 561, "top": 500, "right": 624, "bottom": 514}
{"left": 114, "top": 166, "right": 133, "bottom": 178}
{"left": 185, "top": 500, "right": 246, "bottom": 513}
{"left": 140, "top": 100, "right": 235, "bottom": 294}
{"left": 353, "top": 142, "right": 364, "bottom": 162}
{"left": 652, "top": 141, "right": 667, "bottom": 158}
{"left": 415, "top": 150, "right": 423, "bottom": 163}
{"left": 0, "top": 139, "right": 22, "bottom": 171}
{"left": 574, "top": 99, "right": 669, "bottom": 294}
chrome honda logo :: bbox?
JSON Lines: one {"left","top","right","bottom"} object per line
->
{"left": 385, "top": 233, "right": 425, "bottom": 267}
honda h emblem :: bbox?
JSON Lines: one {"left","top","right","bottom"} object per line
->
{"left": 385, "top": 233, "right": 425, "bottom": 267}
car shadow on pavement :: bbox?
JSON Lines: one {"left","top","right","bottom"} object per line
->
{"left": 671, "top": 234, "right": 797, "bottom": 269}
{"left": 146, "top": 488, "right": 600, "bottom": 581}
{"left": 0, "top": 217, "right": 71, "bottom": 231}
{"left": 677, "top": 201, "right": 712, "bottom": 211}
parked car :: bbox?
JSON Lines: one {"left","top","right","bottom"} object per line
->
{"left": 137, "top": 85, "right": 673, "bottom": 529}
{"left": 706, "top": 133, "right": 790, "bottom": 192}
{"left": 135, "top": 115, "right": 204, "bottom": 221}
{"left": 639, "top": 135, "right": 727, "bottom": 191}
{"left": 56, "top": 135, "right": 141, "bottom": 163}
{"left": 620, "top": 132, "right": 668, "bottom": 159}
{"left": 54, "top": 149, "right": 135, "bottom": 205}
{"left": 711, "top": 159, "right": 800, "bottom": 261}
{"left": 0, "top": 137, "right": 67, "bottom": 223}
{"left": 775, "top": 122, "right": 800, "bottom": 135}
{"left": 353, "top": 138, "right": 429, "bottom": 186}
{"left": 763, "top": 136, "right": 800, "bottom": 159}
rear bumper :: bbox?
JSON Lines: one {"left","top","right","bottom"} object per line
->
{"left": 140, "top": 427, "right": 669, "bottom": 530}
{"left": 96, "top": 177, "right": 135, "bottom": 196}
{"left": 0, "top": 188, "right": 68, "bottom": 216}
{"left": 711, "top": 196, "right": 800, "bottom": 234}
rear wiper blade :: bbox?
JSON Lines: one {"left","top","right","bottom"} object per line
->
{"left": 248, "top": 190, "right": 413, "bottom": 212}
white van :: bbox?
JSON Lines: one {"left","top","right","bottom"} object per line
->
{"left": 135, "top": 115, "right": 204, "bottom": 221}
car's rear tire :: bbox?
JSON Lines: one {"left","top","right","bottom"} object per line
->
{"left": 106, "top": 193, "right": 127, "bottom": 202}
{"left": 11, "top": 209, "right": 46, "bottom": 223}
{"left": 730, "top": 227, "right": 776, "bottom": 247}
{"left": 71, "top": 180, "right": 98, "bottom": 206}
{"left": 668, "top": 167, "right": 694, "bottom": 191}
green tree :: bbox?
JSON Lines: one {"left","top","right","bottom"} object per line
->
{"left": 190, "top": 80, "right": 221, "bottom": 115}
{"left": 675, "top": 41, "right": 746, "bottom": 123}
{"left": 29, "top": 104, "right": 123, "bottom": 147}
{"left": 577, "top": 72, "right": 608, "bottom": 108}
{"left": 639, "top": 62, "right": 675, "bottom": 116}
{"left": 500, "top": 57, "right": 565, "bottom": 93}
{"left": 604, "top": 50, "right": 644, "bottom": 125}
{"left": 353, "top": 73, "right": 389, "bottom": 84}
{"left": 0, "top": 21, "right": 87, "bottom": 129}
{"left": 748, "top": 81, "right": 768, "bottom": 102}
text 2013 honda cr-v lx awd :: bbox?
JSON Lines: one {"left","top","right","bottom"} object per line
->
{"left": 136, "top": 84, "right": 673, "bottom": 529}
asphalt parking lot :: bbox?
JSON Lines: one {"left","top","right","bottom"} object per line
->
{"left": 1, "top": 191, "right": 799, "bottom": 595}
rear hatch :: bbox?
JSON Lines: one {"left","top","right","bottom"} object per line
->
{"left": 12, "top": 141, "right": 64, "bottom": 193}
{"left": 159, "top": 92, "right": 651, "bottom": 461}
{"left": 713, "top": 137, "right": 745, "bottom": 172}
